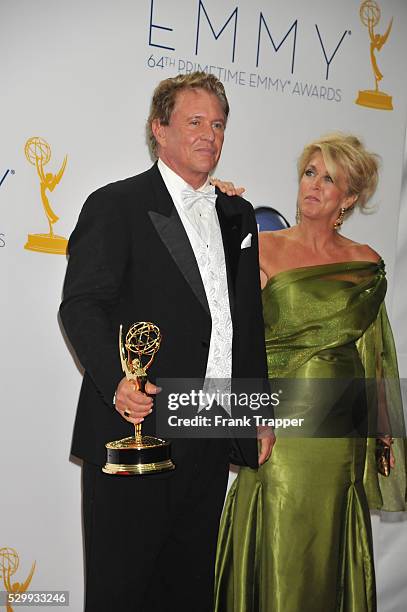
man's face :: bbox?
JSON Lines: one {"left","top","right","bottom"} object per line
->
{"left": 153, "top": 88, "right": 226, "bottom": 188}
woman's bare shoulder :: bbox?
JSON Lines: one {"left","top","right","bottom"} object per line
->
{"left": 339, "top": 235, "right": 381, "bottom": 262}
{"left": 259, "top": 229, "right": 296, "bottom": 278}
{"left": 259, "top": 227, "right": 295, "bottom": 246}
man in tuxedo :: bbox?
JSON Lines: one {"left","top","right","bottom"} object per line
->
{"left": 60, "top": 72, "right": 271, "bottom": 612}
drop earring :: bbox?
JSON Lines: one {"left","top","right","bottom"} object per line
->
{"left": 333, "top": 207, "right": 346, "bottom": 230}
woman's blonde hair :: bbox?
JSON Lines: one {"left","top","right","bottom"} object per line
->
{"left": 297, "top": 133, "right": 380, "bottom": 209}
{"left": 147, "top": 72, "right": 229, "bottom": 157}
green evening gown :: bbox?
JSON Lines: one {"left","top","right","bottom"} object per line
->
{"left": 215, "top": 260, "right": 406, "bottom": 612}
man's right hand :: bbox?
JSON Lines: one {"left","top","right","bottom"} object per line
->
{"left": 114, "top": 377, "right": 161, "bottom": 424}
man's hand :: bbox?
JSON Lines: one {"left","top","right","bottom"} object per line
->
{"left": 257, "top": 426, "right": 275, "bottom": 465}
{"left": 114, "top": 376, "right": 161, "bottom": 425}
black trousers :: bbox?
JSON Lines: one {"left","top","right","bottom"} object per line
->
{"left": 82, "top": 439, "right": 229, "bottom": 612}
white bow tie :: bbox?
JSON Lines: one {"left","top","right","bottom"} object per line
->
{"left": 181, "top": 185, "right": 217, "bottom": 211}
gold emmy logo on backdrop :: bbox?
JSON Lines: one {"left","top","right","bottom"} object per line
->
{"left": 103, "top": 322, "right": 175, "bottom": 476}
{"left": 355, "top": 0, "right": 393, "bottom": 110}
{"left": 0, "top": 547, "right": 36, "bottom": 611}
{"left": 24, "top": 136, "right": 68, "bottom": 254}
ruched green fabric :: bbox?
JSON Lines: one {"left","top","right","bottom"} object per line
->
{"left": 215, "top": 261, "right": 406, "bottom": 612}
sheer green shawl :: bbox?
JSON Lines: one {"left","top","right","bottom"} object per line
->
{"left": 262, "top": 260, "right": 406, "bottom": 511}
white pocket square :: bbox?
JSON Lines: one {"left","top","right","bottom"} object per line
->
{"left": 240, "top": 233, "right": 252, "bottom": 249}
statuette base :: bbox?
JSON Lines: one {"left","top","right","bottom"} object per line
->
{"left": 355, "top": 89, "right": 393, "bottom": 111}
{"left": 24, "top": 233, "right": 68, "bottom": 254}
{"left": 102, "top": 435, "right": 175, "bottom": 476}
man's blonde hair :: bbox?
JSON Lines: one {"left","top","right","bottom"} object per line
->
{"left": 147, "top": 72, "right": 229, "bottom": 157}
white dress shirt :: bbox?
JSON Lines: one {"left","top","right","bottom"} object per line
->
{"left": 157, "top": 159, "right": 233, "bottom": 399}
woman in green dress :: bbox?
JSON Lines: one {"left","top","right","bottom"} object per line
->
{"left": 213, "top": 133, "right": 406, "bottom": 612}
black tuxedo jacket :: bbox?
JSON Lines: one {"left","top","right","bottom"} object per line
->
{"left": 60, "top": 163, "right": 268, "bottom": 468}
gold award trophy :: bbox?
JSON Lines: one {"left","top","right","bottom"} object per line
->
{"left": 102, "top": 322, "right": 175, "bottom": 475}
{"left": 0, "top": 547, "right": 36, "bottom": 612}
{"left": 356, "top": 0, "right": 393, "bottom": 111}
{"left": 24, "top": 136, "right": 68, "bottom": 254}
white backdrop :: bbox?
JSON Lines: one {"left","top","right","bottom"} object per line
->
{"left": 1, "top": 1, "right": 406, "bottom": 610}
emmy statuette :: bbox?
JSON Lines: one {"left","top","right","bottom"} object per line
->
{"left": 102, "top": 322, "right": 175, "bottom": 475}
{"left": 24, "top": 136, "right": 68, "bottom": 254}
{"left": 355, "top": 0, "right": 393, "bottom": 111}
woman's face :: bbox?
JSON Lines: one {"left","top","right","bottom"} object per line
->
{"left": 298, "top": 151, "right": 354, "bottom": 224}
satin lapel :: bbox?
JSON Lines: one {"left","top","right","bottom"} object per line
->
{"left": 147, "top": 165, "right": 210, "bottom": 316}
{"left": 216, "top": 193, "right": 242, "bottom": 317}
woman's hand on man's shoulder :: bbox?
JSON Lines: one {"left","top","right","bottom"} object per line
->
{"left": 210, "top": 177, "right": 245, "bottom": 196}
